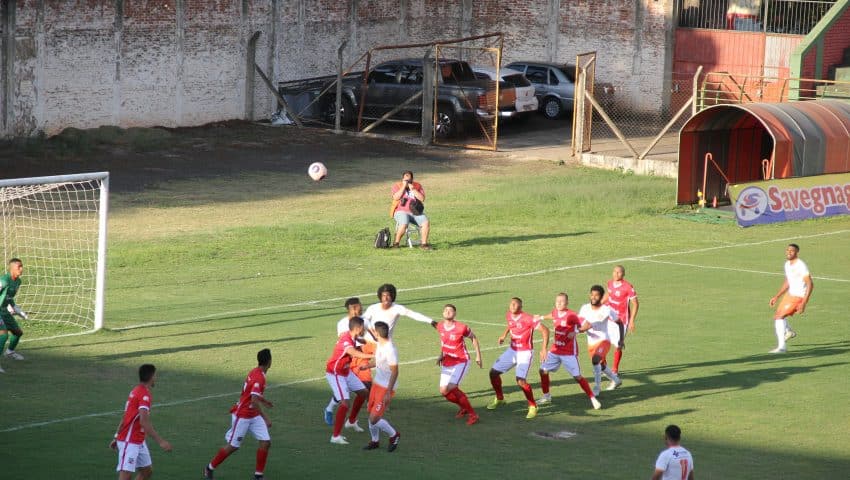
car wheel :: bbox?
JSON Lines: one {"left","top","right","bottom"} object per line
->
{"left": 434, "top": 106, "right": 456, "bottom": 138}
{"left": 542, "top": 97, "right": 562, "bottom": 119}
{"left": 323, "top": 96, "right": 355, "bottom": 126}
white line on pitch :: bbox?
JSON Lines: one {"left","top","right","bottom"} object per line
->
{"left": 1, "top": 343, "right": 517, "bottom": 433}
{"left": 636, "top": 258, "right": 850, "bottom": 283}
{"left": 27, "top": 228, "right": 850, "bottom": 340}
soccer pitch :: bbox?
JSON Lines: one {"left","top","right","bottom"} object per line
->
{"left": 2, "top": 146, "right": 849, "bottom": 479}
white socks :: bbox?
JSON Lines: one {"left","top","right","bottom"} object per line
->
{"left": 593, "top": 363, "right": 602, "bottom": 389}
{"left": 368, "top": 422, "right": 380, "bottom": 442}
{"left": 774, "top": 319, "right": 787, "bottom": 350}
{"left": 375, "top": 419, "right": 396, "bottom": 437}
{"left": 602, "top": 366, "right": 620, "bottom": 384}
{"left": 325, "top": 398, "right": 338, "bottom": 412}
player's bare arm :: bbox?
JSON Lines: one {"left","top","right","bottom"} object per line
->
{"left": 770, "top": 279, "right": 789, "bottom": 306}
{"left": 650, "top": 469, "right": 664, "bottom": 480}
{"left": 385, "top": 364, "right": 399, "bottom": 402}
{"left": 537, "top": 322, "right": 550, "bottom": 362}
{"left": 799, "top": 275, "right": 814, "bottom": 313}
{"left": 469, "top": 332, "right": 483, "bottom": 367}
{"left": 435, "top": 353, "right": 444, "bottom": 366}
{"left": 616, "top": 318, "right": 625, "bottom": 349}
{"left": 629, "top": 297, "right": 639, "bottom": 332}
{"left": 139, "top": 409, "right": 172, "bottom": 451}
{"left": 345, "top": 346, "right": 374, "bottom": 359}
{"left": 497, "top": 326, "right": 510, "bottom": 345}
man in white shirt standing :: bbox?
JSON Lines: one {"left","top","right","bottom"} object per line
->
{"left": 769, "top": 243, "right": 814, "bottom": 353}
{"left": 651, "top": 425, "right": 694, "bottom": 480}
{"left": 361, "top": 284, "right": 437, "bottom": 339}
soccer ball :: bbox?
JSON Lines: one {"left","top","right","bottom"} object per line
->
{"left": 308, "top": 162, "right": 327, "bottom": 181}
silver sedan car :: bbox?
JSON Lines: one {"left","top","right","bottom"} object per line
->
{"left": 505, "top": 61, "right": 613, "bottom": 120}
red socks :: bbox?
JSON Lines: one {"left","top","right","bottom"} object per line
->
{"left": 255, "top": 447, "right": 268, "bottom": 475}
{"left": 333, "top": 402, "right": 349, "bottom": 436}
{"left": 520, "top": 383, "right": 536, "bottom": 406}
{"left": 490, "top": 375, "right": 504, "bottom": 399}
{"left": 210, "top": 447, "right": 231, "bottom": 469}
{"left": 613, "top": 349, "right": 623, "bottom": 373}
{"left": 540, "top": 372, "right": 551, "bottom": 394}
{"left": 348, "top": 394, "right": 365, "bottom": 423}
{"left": 578, "top": 377, "right": 594, "bottom": 397}
{"left": 455, "top": 389, "right": 474, "bottom": 413}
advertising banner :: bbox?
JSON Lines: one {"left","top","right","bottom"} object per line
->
{"left": 728, "top": 173, "right": 850, "bottom": 227}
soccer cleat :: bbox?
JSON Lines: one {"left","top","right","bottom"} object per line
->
{"left": 330, "top": 435, "right": 349, "bottom": 445}
{"left": 785, "top": 329, "right": 797, "bottom": 341}
{"left": 202, "top": 465, "right": 214, "bottom": 479}
{"left": 537, "top": 394, "right": 552, "bottom": 404}
{"left": 486, "top": 398, "right": 506, "bottom": 410}
{"left": 466, "top": 413, "right": 480, "bottom": 425}
{"left": 254, "top": 475, "right": 264, "bottom": 480}
{"left": 526, "top": 405, "right": 538, "bottom": 419}
{"left": 363, "top": 441, "right": 380, "bottom": 450}
{"left": 324, "top": 409, "right": 334, "bottom": 426}
{"left": 455, "top": 408, "right": 468, "bottom": 419}
{"left": 592, "top": 386, "right": 601, "bottom": 397}
{"left": 387, "top": 432, "right": 401, "bottom": 452}
{"left": 606, "top": 379, "right": 622, "bottom": 391}
{"left": 5, "top": 351, "right": 23, "bottom": 360}
{"left": 768, "top": 347, "right": 787, "bottom": 354}
{"left": 591, "top": 397, "right": 602, "bottom": 410}
{"left": 344, "top": 420, "right": 365, "bottom": 432}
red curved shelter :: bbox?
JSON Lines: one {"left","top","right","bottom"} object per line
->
{"left": 677, "top": 100, "right": 850, "bottom": 204}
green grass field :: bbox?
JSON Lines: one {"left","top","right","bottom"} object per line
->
{"left": 2, "top": 150, "right": 849, "bottom": 479}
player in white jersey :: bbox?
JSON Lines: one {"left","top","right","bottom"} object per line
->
{"left": 361, "top": 284, "right": 437, "bottom": 339}
{"left": 577, "top": 285, "right": 622, "bottom": 395}
{"left": 768, "top": 243, "right": 814, "bottom": 353}
{"left": 361, "top": 321, "right": 402, "bottom": 452}
{"left": 652, "top": 425, "right": 695, "bottom": 480}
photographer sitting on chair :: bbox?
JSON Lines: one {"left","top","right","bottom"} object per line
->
{"left": 390, "top": 170, "right": 431, "bottom": 250}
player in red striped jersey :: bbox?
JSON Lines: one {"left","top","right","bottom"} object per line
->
{"left": 326, "top": 316, "right": 375, "bottom": 445}
{"left": 433, "top": 304, "right": 482, "bottom": 425}
{"left": 602, "top": 265, "right": 638, "bottom": 374}
{"left": 537, "top": 293, "right": 601, "bottom": 409}
{"left": 110, "top": 364, "right": 171, "bottom": 480}
{"left": 204, "top": 349, "right": 274, "bottom": 480}
{"left": 486, "top": 297, "right": 549, "bottom": 419}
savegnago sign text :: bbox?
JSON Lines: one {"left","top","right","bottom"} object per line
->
{"left": 729, "top": 173, "right": 850, "bottom": 227}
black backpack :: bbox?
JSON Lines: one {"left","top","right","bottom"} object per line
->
{"left": 374, "top": 227, "right": 391, "bottom": 248}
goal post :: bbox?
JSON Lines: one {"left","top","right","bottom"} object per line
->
{"left": 0, "top": 172, "right": 109, "bottom": 332}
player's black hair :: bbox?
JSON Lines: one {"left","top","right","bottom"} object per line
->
{"left": 444, "top": 303, "right": 456, "bottom": 312}
{"left": 402, "top": 170, "right": 414, "bottom": 180}
{"left": 377, "top": 283, "right": 397, "bottom": 302}
{"left": 348, "top": 316, "right": 365, "bottom": 330}
{"left": 590, "top": 285, "right": 605, "bottom": 296}
{"left": 8, "top": 258, "right": 22, "bottom": 266}
{"left": 374, "top": 321, "right": 390, "bottom": 339}
{"left": 557, "top": 292, "right": 568, "bottom": 300}
{"left": 665, "top": 424, "right": 682, "bottom": 442}
{"left": 511, "top": 297, "right": 523, "bottom": 306}
{"left": 139, "top": 364, "right": 156, "bottom": 383}
{"left": 344, "top": 297, "right": 361, "bottom": 308}
{"left": 788, "top": 243, "right": 800, "bottom": 252}
{"left": 257, "top": 348, "right": 272, "bottom": 366}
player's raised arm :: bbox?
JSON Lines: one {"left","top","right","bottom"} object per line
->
{"left": 344, "top": 345, "right": 374, "bottom": 359}
{"left": 399, "top": 306, "right": 435, "bottom": 326}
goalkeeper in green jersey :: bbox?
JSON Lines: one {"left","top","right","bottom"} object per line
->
{"left": 0, "top": 258, "right": 28, "bottom": 372}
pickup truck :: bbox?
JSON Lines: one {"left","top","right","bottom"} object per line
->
{"left": 278, "top": 58, "right": 509, "bottom": 138}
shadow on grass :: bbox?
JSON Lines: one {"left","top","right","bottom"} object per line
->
{"left": 93, "top": 335, "right": 312, "bottom": 361}
{"left": 446, "top": 231, "right": 594, "bottom": 248}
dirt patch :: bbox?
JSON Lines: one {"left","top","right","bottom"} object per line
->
{"left": 0, "top": 121, "right": 507, "bottom": 193}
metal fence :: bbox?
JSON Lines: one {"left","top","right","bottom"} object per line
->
{"left": 276, "top": 34, "right": 503, "bottom": 151}
{"left": 699, "top": 71, "right": 850, "bottom": 105}
{"left": 677, "top": 0, "right": 837, "bottom": 34}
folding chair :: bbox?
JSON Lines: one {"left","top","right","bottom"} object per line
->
{"left": 403, "top": 221, "right": 421, "bottom": 248}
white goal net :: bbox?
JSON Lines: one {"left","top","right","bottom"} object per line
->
{"left": 0, "top": 172, "right": 109, "bottom": 331}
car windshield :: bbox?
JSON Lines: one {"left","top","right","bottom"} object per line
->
{"left": 504, "top": 73, "right": 530, "bottom": 87}
{"left": 440, "top": 62, "right": 477, "bottom": 84}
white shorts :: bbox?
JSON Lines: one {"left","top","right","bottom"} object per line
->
{"left": 439, "top": 361, "right": 470, "bottom": 388}
{"left": 225, "top": 413, "right": 270, "bottom": 448}
{"left": 491, "top": 348, "right": 533, "bottom": 379}
{"left": 326, "top": 372, "right": 366, "bottom": 402}
{"left": 540, "top": 352, "right": 581, "bottom": 377}
{"left": 116, "top": 440, "right": 151, "bottom": 472}
{"left": 607, "top": 321, "right": 625, "bottom": 347}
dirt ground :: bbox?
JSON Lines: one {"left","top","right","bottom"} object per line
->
{"left": 0, "top": 121, "right": 521, "bottom": 192}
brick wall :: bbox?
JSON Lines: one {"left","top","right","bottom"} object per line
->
{"left": 2, "top": 0, "right": 673, "bottom": 137}
{"left": 818, "top": 4, "right": 850, "bottom": 78}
